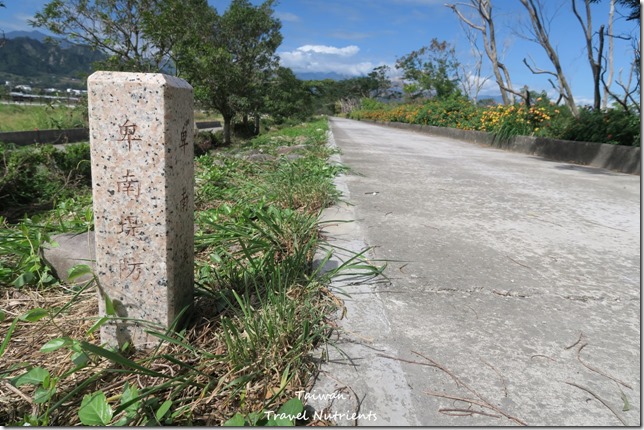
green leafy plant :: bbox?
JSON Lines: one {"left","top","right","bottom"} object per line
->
{"left": 0, "top": 142, "right": 92, "bottom": 212}
{"left": 0, "top": 220, "right": 55, "bottom": 288}
{"left": 558, "top": 106, "right": 640, "bottom": 147}
{"left": 224, "top": 397, "right": 305, "bottom": 426}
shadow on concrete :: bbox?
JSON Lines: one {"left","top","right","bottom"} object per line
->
{"left": 526, "top": 156, "right": 619, "bottom": 176}
{"left": 552, "top": 163, "right": 618, "bottom": 175}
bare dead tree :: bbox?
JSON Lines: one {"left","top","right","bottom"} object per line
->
{"left": 518, "top": 0, "right": 579, "bottom": 116}
{"left": 446, "top": 0, "right": 515, "bottom": 105}
{"left": 522, "top": 56, "right": 563, "bottom": 106}
{"left": 455, "top": 22, "right": 491, "bottom": 103}
{"left": 601, "top": 0, "right": 616, "bottom": 109}
{"left": 572, "top": 0, "right": 604, "bottom": 110}
{"left": 601, "top": 36, "right": 640, "bottom": 113}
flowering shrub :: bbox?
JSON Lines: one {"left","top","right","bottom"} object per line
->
{"left": 349, "top": 97, "right": 639, "bottom": 146}
{"left": 350, "top": 96, "right": 481, "bottom": 130}
{"left": 415, "top": 96, "right": 481, "bottom": 130}
{"left": 479, "top": 101, "right": 558, "bottom": 140}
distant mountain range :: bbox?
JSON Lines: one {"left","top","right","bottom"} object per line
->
{"left": 1, "top": 31, "right": 105, "bottom": 88}
{"left": 6, "top": 30, "right": 52, "bottom": 42}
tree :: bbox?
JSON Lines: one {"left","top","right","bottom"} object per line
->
{"left": 615, "top": 0, "right": 640, "bottom": 20}
{"left": 32, "top": 0, "right": 213, "bottom": 73}
{"left": 339, "top": 76, "right": 381, "bottom": 99}
{"left": 367, "top": 65, "right": 392, "bottom": 98}
{"left": 264, "top": 67, "right": 312, "bottom": 122}
{"left": 518, "top": 0, "right": 579, "bottom": 117}
{"left": 453, "top": 18, "right": 491, "bottom": 104}
{"left": 140, "top": 0, "right": 213, "bottom": 75}
{"left": 590, "top": 0, "right": 639, "bottom": 110}
{"left": 572, "top": 0, "right": 604, "bottom": 111}
{"left": 601, "top": 0, "right": 615, "bottom": 109}
{"left": 601, "top": 35, "right": 640, "bottom": 113}
{"left": 176, "top": 0, "right": 282, "bottom": 144}
{"left": 33, "top": 0, "right": 154, "bottom": 71}
{"left": 304, "top": 79, "right": 343, "bottom": 114}
{"left": 395, "top": 39, "right": 460, "bottom": 100}
{"left": 446, "top": 0, "right": 515, "bottom": 105}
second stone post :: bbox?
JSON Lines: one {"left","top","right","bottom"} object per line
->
{"left": 88, "top": 72, "right": 194, "bottom": 349}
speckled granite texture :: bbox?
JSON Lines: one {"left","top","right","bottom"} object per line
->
{"left": 88, "top": 72, "right": 194, "bottom": 349}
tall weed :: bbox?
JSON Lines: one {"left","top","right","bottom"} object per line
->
{"left": 0, "top": 116, "right": 381, "bottom": 425}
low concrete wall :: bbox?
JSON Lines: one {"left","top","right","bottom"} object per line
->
{"left": 196, "top": 120, "right": 222, "bottom": 129}
{"left": 0, "top": 128, "right": 90, "bottom": 146}
{"left": 1, "top": 121, "right": 223, "bottom": 146}
{"left": 360, "top": 120, "right": 641, "bottom": 175}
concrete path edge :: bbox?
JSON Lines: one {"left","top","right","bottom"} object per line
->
{"left": 357, "top": 119, "right": 641, "bottom": 175}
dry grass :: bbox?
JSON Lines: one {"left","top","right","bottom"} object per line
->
{"left": 0, "top": 118, "right": 369, "bottom": 425}
{"left": 0, "top": 282, "right": 339, "bottom": 425}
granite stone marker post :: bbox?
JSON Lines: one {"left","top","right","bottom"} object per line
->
{"left": 88, "top": 72, "right": 194, "bottom": 349}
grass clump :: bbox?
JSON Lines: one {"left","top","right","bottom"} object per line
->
{"left": 0, "top": 142, "right": 92, "bottom": 222}
{"left": 0, "top": 116, "right": 378, "bottom": 425}
{"left": 0, "top": 103, "right": 87, "bottom": 132}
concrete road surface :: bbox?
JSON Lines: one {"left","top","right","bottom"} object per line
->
{"left": 309, "top": 117, "right": 640, "bottom": 426}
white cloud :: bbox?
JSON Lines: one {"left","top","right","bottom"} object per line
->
{"left": 275, "top": 12, "right": 300, "bottom": 23}
{"left": 279, "top": 44, "right": 376, "bottom": 76}
{"left": 296, "top": 44, "right": 360, "bottom": 56}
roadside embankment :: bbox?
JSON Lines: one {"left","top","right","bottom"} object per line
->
{"left": 357, "top": 119, "right": 640, "bottom": 175}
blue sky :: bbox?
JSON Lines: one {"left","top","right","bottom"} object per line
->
{"left": 1, "top": 0, "right": 639, "bottom": 104}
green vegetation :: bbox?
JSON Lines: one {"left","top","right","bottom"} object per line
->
{"left": 29, "top": 0, "right": 394, "bottom": 142}
{"left": 0, "top": 141, "right": 91, "bottom": 221}
{"left": 0, "top": 117, "right": 380, "bottom": 425}
{"left": 395, "top": 38, "right": 459, "bottom": 100}
{"left": 349, "top": 95, "right": 641, "bottom": 147}
{"left": 174, "top": 0, "right": 282, "bottom": 144}
{"left": 5, "top": 0, "right": 636, "bottom": 424}
{"left": 0, "top": 103, "right": 87, "bottom": 132}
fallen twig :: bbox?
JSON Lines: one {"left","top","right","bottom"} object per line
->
{"left": 379, "top": 351, "right": 527, "bottom": 426}
{"left": 564, "top": 381, "right": 628, "bottom": 426}
{"left": 505, "top": 255, "right": 532, "bottom": 270}
{"left": 426, "top": 390, "right": 525, "bottom": 425}
{"left": 425, "top": 390, "right": 493, "bottom": 411}
{"left": 577, "top": 343, "right": 632, "bottom": 389}
{"left": 582, "top": 219, "right": 627, "bottom": 232}
{"left": 480, "top": 358, "right": 508, "bottom": 397}
{"left": 3, "top": 380, "right": 33, "bottom": 404}
{"left": 376, "top": 353, "right": 437, "bottom": 369}
{"left": 317, "top": 373, "right": 363, "bottom": 426}
{"left": 530, "top": 354, "right": 557, "bottom": 362}
{"left": 565, "top": 332, "right": 584, "bottom": 350}
{"left": 439, "top": 408, "right": 501, "bottom": 418}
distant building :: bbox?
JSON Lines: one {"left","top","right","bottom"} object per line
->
{"left": 14, "top": 85, "right": 33, "bottom": 93}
